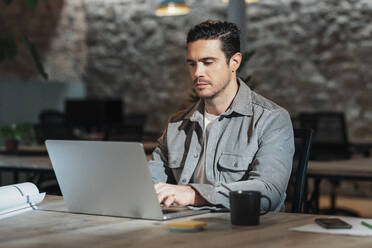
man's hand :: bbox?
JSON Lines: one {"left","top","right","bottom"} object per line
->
{"left": 154, "top": 183, "right": 207, "bottom": 207}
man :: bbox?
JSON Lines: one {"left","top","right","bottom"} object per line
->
{"left": 149, "top": 20, "right": 294, "bottom": 211}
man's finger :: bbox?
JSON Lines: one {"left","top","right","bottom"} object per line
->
{"left": 163, "top": 194, "right": 176, "bottom": 207}
{"left": 155, "top": 184, "right": 172, "bottom": 196}
{"left": 157, "top": 190, "right": 172, "bottom": 204}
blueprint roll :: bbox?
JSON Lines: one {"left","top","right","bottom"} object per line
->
{"left": 0, "top": 182, "right": 45, "bottom": 219}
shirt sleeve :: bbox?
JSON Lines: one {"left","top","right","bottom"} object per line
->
{"left": 148, "top": 129, "right": 176, "bottom": 184}
{"left": 189, "top": 109, "right": 295, "bottom": 211}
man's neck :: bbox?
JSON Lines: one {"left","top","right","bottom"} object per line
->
{"left": 204, "top": 77, "right": 239, "bottom": 116}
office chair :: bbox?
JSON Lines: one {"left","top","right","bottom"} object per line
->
{"left": 287, "top": 128, "right": 313, "bottom": 213}
{"left": 104, "top": 113, "right": 147, "bottom": 142}
{"left": 65, "top": 98, "right": 124, "bottom": 133}
{"left": 34, "top": 125, "right": 77, "bottom": 144}
{"left": 298, "top": 112, "right": 350, "bottom": 160}
{"left": 39, "top": 110, "right": 66, "bottom": 125}
{"left": 298, "top": 112, "right": 359, "bottom": 216}
{"left": 124, "top": 113, "right": 147, "bottom": 127}
{"left": 32, "top": 110, "right": 72, "bottom": 194}
{"left": 35, "top": 109, "right": 77, "bottom": 144}
{"left": 104, "top": 124, "right": 144, "bottom": 142}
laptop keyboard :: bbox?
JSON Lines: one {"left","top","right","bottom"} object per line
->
{"left": 162, "top": 209, "right": 182, "bottom": 214}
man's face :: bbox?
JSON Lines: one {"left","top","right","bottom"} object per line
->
{"left": 187, "top": 39, "right": 234, "bottom": 99}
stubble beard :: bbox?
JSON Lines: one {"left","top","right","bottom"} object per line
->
{"left": 197, "top": 77, "right": 231, "bottom": 101}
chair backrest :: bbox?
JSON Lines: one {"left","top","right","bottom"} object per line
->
{"left": 65, "top": 98, "right": 123, "bottom": 132}
{"left": 103, "top": 113, "right": 147, "bottom": 142}
{"left": 298, "top": 112, "right": 350, "bottom": 160}
{"left": 288, "top": 128, "right": 313, "bottom": 213}
{"left": 104, "top": 124, "right": 144, "bottom": 142}
{"left": 35, "top": 110, "right": 76, "bottom": 144}
{"left": 124, "top": 113, "right": 147, "bottom": 127}
{"left": 34, "top": 124, "right": 77, "bottom": 144}
{"left": 39, "top": 110, "right": 66, "bottom": 125}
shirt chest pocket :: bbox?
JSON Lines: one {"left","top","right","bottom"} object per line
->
{"left": 217, "top": 153, "right": 253, "bottom": 182}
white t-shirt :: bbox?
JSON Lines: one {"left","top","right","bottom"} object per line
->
{"left": 191, "top": 110, "right": 219, "bottom": 184}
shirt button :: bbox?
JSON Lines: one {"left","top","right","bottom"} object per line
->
{"left": 182, "top": 179, "right": 186, "bottom": 183}
{"left": 234, "top": 163, "right": 238, "bottom": 168}
{"left": 194, "top": 153, "right": 198, "bottom": 158}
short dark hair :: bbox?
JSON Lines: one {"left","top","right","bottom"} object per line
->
{"left": 187, "top": 20, "right": 240, "bottom": 63}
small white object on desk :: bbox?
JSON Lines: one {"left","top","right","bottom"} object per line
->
{"left": 0, "top": 182, "right": 45, "bottom": 219}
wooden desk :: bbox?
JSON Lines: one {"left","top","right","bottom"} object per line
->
{"left": 0, "top": 154, "right": 53, "bottom": 189}
{"left": 1, "top": 195, "right": 371, "bottom": 248}
{"left": 0, "top": 155, "right": 52, "bottom": 171}
{"left": 308, "top": 157, "right": 372, "bottom": 180}
{"left": 307, "top": 158, "right": 372, "bottom": 214}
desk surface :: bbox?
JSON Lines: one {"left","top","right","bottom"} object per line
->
{"left": 1, "top": 195, "right": 371, "bottom": 248}
{"left": 0, "top": 142, "right": 156, "bottom": 171}
{"left": 0, "top": 155, "right": 52, "bottom": 171}
{"left": 308, "top": 157, "right": 372, "bottom": 178}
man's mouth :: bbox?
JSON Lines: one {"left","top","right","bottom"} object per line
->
{"left": 195, "top": 83, "right": 209, "bottom": 89}
{"left": 194, "top": 79, "right": 211, "bottom": 89}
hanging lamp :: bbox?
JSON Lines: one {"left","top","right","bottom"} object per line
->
{"left": 156, "top": 0, "right": 190, "bottom": 16}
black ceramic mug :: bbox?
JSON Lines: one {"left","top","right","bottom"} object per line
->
{"left": 229, "top": 190, "right": 271, "bottom": 226}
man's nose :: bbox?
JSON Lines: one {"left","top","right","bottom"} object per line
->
{"left": 194, "top": 64, "right": 205, "bottom": 77}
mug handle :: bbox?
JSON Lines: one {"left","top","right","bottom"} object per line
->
{"left": 260, "top": 195, "right": 271, "bottom": 215}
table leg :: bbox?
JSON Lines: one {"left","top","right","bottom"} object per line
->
{"left": 308, "top": 177, "right": 321, "bottom": 214}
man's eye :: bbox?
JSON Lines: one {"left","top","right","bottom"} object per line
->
{"left": 188, "top": 62, "right": 195, "bottom": 67}
{"left": 204, "top": 61, "right": 213, "bottom": 65}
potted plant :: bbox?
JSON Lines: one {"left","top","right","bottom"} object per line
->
{"left": 0, "top": 123, "right": 35, "bottom": 152}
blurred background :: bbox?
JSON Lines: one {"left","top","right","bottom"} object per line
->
{"left": 1, "top": 0, "right": 372, "bottom": 216}
{"left": 1, "top": 0, "right": 372, "bottom": 138}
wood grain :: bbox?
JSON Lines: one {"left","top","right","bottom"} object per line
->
{"left": 1, "top": 196, "right": 371, "bottom": 248}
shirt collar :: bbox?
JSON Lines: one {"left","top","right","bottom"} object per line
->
{"left": 186, "top": 100, "right": 204, "bottom": 123}
{"left": 224, "top": 77, "right": 253, "bottom": 116}
{"left": 186, "top": 77, "right": 253, "bottom": 121}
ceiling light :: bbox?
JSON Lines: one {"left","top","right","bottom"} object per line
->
{"left": 156, "top": 0, "right": 190, "bottom": 17}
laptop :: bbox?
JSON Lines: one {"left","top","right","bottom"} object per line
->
{"left": 45, "top": 140, "right": 209, "bottom": 220}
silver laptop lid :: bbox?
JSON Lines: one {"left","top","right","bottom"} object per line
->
{"left": 46, "top": 140, "right": 165, "bottom": 220}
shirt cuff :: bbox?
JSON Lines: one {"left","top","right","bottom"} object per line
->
{"left": 189, "top": 183, "right": 231, "bottom": 209}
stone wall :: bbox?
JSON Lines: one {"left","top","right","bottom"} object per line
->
{"left": 44, "top": 0, "right": 87, "bottom": 83}
{"left": 82, "top": 0, "right": 227, "bottom": 132}
{"left": 1, "top": 0, "right": 372, "bottom": 139}
{"left": 82, "top": 0, "right": 372, "bottom": 137}
{"left": 243, "top": 0, "right": 372, "bottom": 141}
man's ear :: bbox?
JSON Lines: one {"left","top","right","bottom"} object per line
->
{"left": 229, "top": 52, "right": 242, "bottom": 73}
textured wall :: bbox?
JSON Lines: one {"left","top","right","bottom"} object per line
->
{"left": 1, "top": 0, "right": 372, "bottom": 140}
{"left": 82, "top": 0, "right": 227, "bottom": 132}
{"left": 81, "top": 0, "right": 372, "bottom": 138}
{"left": 243, "top": 0, "right": 372, "bottom": 142}
{"left": 44, "top": 0, "right": 87, "bottom": 83}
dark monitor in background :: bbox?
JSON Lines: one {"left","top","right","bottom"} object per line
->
{"left": 65, "top": 99, "right": 124, "bottom": 131}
